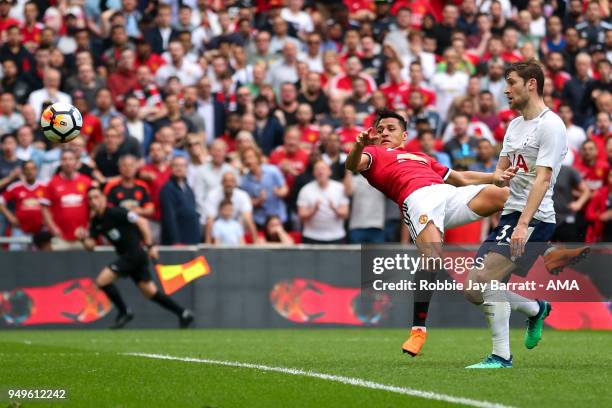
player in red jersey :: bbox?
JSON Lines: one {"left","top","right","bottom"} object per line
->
{"left": 0, "top": 161, "right": 45, "bottom": 249}
{"left": 40, "top": 149, "right": 92, "bottom": 250}
{"left": 346, "top": 110, "right": 587, "bottom": 357}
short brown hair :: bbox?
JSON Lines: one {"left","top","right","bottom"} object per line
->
{"left": 505, "top": 60, "right": 545, "bottom": 96}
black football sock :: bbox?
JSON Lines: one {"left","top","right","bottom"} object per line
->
{"left": 151, "top": 291, "right": 185, "bottom": 317}
{"left": 412, "top": 269, "right": 438, "bottom": 327}
{"left": 99, "top": 283, "right": 128, "bottom": 315}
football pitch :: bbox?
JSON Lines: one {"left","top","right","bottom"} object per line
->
{"left": 1, "top": 329, "right": 610, "bottom": 408}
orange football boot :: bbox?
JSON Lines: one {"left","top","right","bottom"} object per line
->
{"left": 402, "top": 328, "right": 427, "bottom": 356}
{"left": 544, "top": 246, "right": 590, "bottom": 275}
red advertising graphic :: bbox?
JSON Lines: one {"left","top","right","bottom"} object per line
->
{"left": 443, "top": 251, "right": 612, "bottom": 330}
{"left": 0, "top": 278, "right": 112, "bottom": 326}
{"left": 270, "top": 278, "right": 391, "bottom": 325}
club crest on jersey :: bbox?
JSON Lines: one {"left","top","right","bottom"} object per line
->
{"left": 108, "top": 228, "right": 121, "bottom": 241}
{"left": 419, "top": 215, "right": 428, "bottom": 224}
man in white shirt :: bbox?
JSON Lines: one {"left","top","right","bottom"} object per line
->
{"left": 27, "top": 68, "right": 72, "bottom": 118}
{"left": 155, "top": 41, "right": 203, "bottom": 87}
{"left": 431, "top": 48, "right": 469, "bottom": 122}
{"left": 268, "top": 42, "right": 299, "bottom": 93}
{"left": 204, "top": 171, "right": 258, "bottom": 244}
{"left": 191, "top": 139, "right": 238, "bottom": 223}
{"left": 299, "top": 32, "right": 323, "bottom": 73}
{"left": 297, "top": 160, "right": 349, "bottom": 243}
{"left": 383, "top": 7, "right": 411, "bottom": 57}
{"left": 558, "top": 104, "right": 586, "bottom": 152}
{"left": 280, "top": 0, "right": 313, "bottom": 36}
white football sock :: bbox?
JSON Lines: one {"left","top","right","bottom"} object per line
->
{"left": 481, "top": 290, "right": 511, "bottom": 360}
{"left": 506, "top": 291, "right": 539, "bottom": 317}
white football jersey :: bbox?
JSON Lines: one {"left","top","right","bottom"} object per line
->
{"left": 499, "top": 108, "right": 568, "bottom": 223}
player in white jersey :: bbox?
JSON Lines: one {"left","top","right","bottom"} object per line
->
{"left": 464, "top": 61, "right": 568, "bottom": 369}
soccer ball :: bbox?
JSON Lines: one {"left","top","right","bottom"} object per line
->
{"left": 40, "top": 102, "right": 83, "bottom": 143}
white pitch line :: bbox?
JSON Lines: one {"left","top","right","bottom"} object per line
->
{"left": 123, "top": 352, "right": 514, "bottom": 408}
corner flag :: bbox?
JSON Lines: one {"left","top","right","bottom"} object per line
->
{"left": 155, "top": 256, "right": 211, "bottom": 295}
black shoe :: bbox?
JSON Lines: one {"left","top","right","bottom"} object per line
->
{"left": 179, "top": 309, "right": 195, "bottom": 329}
{"left": 110, "top": 310, "right": 134, "bottom": 329}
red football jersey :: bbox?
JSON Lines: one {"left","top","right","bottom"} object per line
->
{"left": 80, "top": 113, "right": 104, "bottom": 153}
{"left": 1, "top": 181, "right": 46, "bottom": 234}
{"left": 21, "top": 22, "right": 43, "bottom": 47}
{"left": 139, "top": 164, "right": 171, "bottom": 221}
{"left": 269, "top": 147, "right": 310, "bottom": 191}
{"left": 573, "top": 159, "right": 610, "bottom": 192}
{"left": 328, "top": 73, "right": 377, "bottom": 96}
{"left": 361, "top": 146, "right": 450, "bottom": 206}
{"left": 337, "top": 126, "right": 364, "bottom": 146}
{"left": 405, "top": 84, "right": 436, "bottom": 107}
{"left": 380, "top": 81, "right": 410, "bottom": 110}
{"left": 298, "top": 125, "right": 320, "bottom": 147}
{"left": 40, "top": 174, "right": 91, "bottom": 241}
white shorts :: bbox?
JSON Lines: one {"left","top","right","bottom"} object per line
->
{"left": 402, "top": 184, "right": 486, "bottom": 242}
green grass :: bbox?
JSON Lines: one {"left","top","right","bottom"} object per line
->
{"left": 0, "top": 329, "right": 610, "bottom": 408}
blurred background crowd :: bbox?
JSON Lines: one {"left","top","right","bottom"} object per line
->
{"left": 0, "top": 0, "right": 610, "bottom": 250}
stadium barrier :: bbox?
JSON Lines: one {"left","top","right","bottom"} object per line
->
{"left": 0, "top": 245, "right": 610, "bottom": 329}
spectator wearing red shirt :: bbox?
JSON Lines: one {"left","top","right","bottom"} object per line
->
{"left": 546, "top": 51, "right": 571, "bottom": 93}
{"left": 107, "top": 49, "right": 138, "bottom": 111}
{"left": 20, "top": 2, "right": 43, "bottom": 51}
{"left": 40, "top": 149, "right": 92, "bottom": 249}
{"left": 0, "top": 0, "right": 20, "bottom": 39}
{"left": 269, "top": 127, "right": 309, "bottom": 192}
{"left": 336, "top": 104, "right": 364, "bottom": 152}
{"left": 295, "top": 103, "right": 320, "bottom": 152}
{"left": 500, "top": 27, "right": 523, "bottom": 64}
{"left": 0, "top": 25, "right": 35, "bottom": 75}
{"left": 339, "top": 29, "right": 363, "bottom": 65}
{"left": 391, "top": 0, "right": 443, "bottom": 26}
{"left": 587, "top": 111, "right": 612, "bottom": 162}
{"left": 131, "top": 65, "right": 164, "bottom": 122}
{"left": 379, "top": 59, "right": 410, "bottom": 110}
{"left": 406, "top": 61, "right": 436, "bottom": 107}
{"left": 328, "top": 56, "right": 376, "bottom": 100}
{"left": 585, "top": 169, "right": 612, "bottom": 242}
{"left": 574, "top": 139, "right": 610, "bottom": 192}
{"left": 0, "top": 160, "right": 45, "bottom": 249}
{"left": 134, "top": 37, "right": 166, "bottom": 74}
{"left": 363, "top": 91, "right": 388, "bottom": 129}
{"left": 481, "top": 36, "right": 504, "bottom": 63}
{"left": 139, "top": 141, "right": 171, "bottom": 242}
{"left": 72, "top": 91, "right": 103, "bottom": 154}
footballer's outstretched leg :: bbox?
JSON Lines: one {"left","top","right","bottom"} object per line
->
{"left": 401, "top": 221, "right": 444, "bottom": 357}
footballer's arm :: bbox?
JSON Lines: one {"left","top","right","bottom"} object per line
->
{"left": 446, "top": 164, "right": 518, "bottom": 187}
{"left": 346, "top": 127, "right": 375, "bottom": 172}
{"left": 446, "top": 169, "right": 494, "bottom": 186}
{"left": 345, "top": 141, "right": 370, "bottom": 172}
{"left": 516, "top": 165, "right": 552, "bottom": 229}
{"left": 511, "top": 165, "right": 552, "bottom": 257}
{"left": 491, "top": 156, "right": 517, "bottom": 187}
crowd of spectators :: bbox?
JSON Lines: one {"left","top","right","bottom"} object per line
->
{"left": 0, "top": 0, "right": 610, "bottom": 249}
